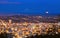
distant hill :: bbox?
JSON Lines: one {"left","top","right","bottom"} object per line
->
{"left": 0, "top": 15, "right": 59, "bottom": 23}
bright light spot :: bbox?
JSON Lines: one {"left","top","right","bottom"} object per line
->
{"left": 46, "top": 11, "right": 48, "bottom": 14}
{"left": 56, "top": 32, "right": 58, "bottom": 34}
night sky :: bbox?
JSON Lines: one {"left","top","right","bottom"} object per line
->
{"left": 0, "top": 0, "right": 60, "bottom": 15}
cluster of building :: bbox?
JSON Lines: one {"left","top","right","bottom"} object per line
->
{"left": 0, "top": 19, "right": 60, "bottom": 38}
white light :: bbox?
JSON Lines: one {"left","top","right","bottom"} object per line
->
{"left": 46, "top": 11, "right": 48, "bottom": 14}
{"left": 56, "top": 32, "right": 58, "bottom": 34}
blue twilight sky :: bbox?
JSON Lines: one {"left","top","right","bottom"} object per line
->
{"left": 0, "top": 0, "right": 60, "bottom": 15}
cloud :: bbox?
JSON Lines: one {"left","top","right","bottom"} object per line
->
{"left": 0, "top": 1, "right": 21, "bottom": 4}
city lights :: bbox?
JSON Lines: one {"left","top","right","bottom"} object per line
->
{"left": 0, "top": 19, "right": 59, "bottom": 38}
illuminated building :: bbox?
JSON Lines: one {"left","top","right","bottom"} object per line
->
{"left": 9, "top": 19, "right": 12, "bottom": 24}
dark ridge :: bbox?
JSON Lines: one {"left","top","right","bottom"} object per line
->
{"left": 26, "top": 33, "right": 60, "bottom": 38}
{"left": 0, "top": 15, "right": 59, "bottom": 23}
{"left": 0, "top": 32, "right": 13, "bottom": 38}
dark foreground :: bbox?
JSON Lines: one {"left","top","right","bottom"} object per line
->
{"left": 0, "top": 33, "right": 60, "bottom": 38}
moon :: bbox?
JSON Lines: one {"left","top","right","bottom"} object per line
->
{"left": 46, "top": 11, "right": 48, "bottom": 14}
